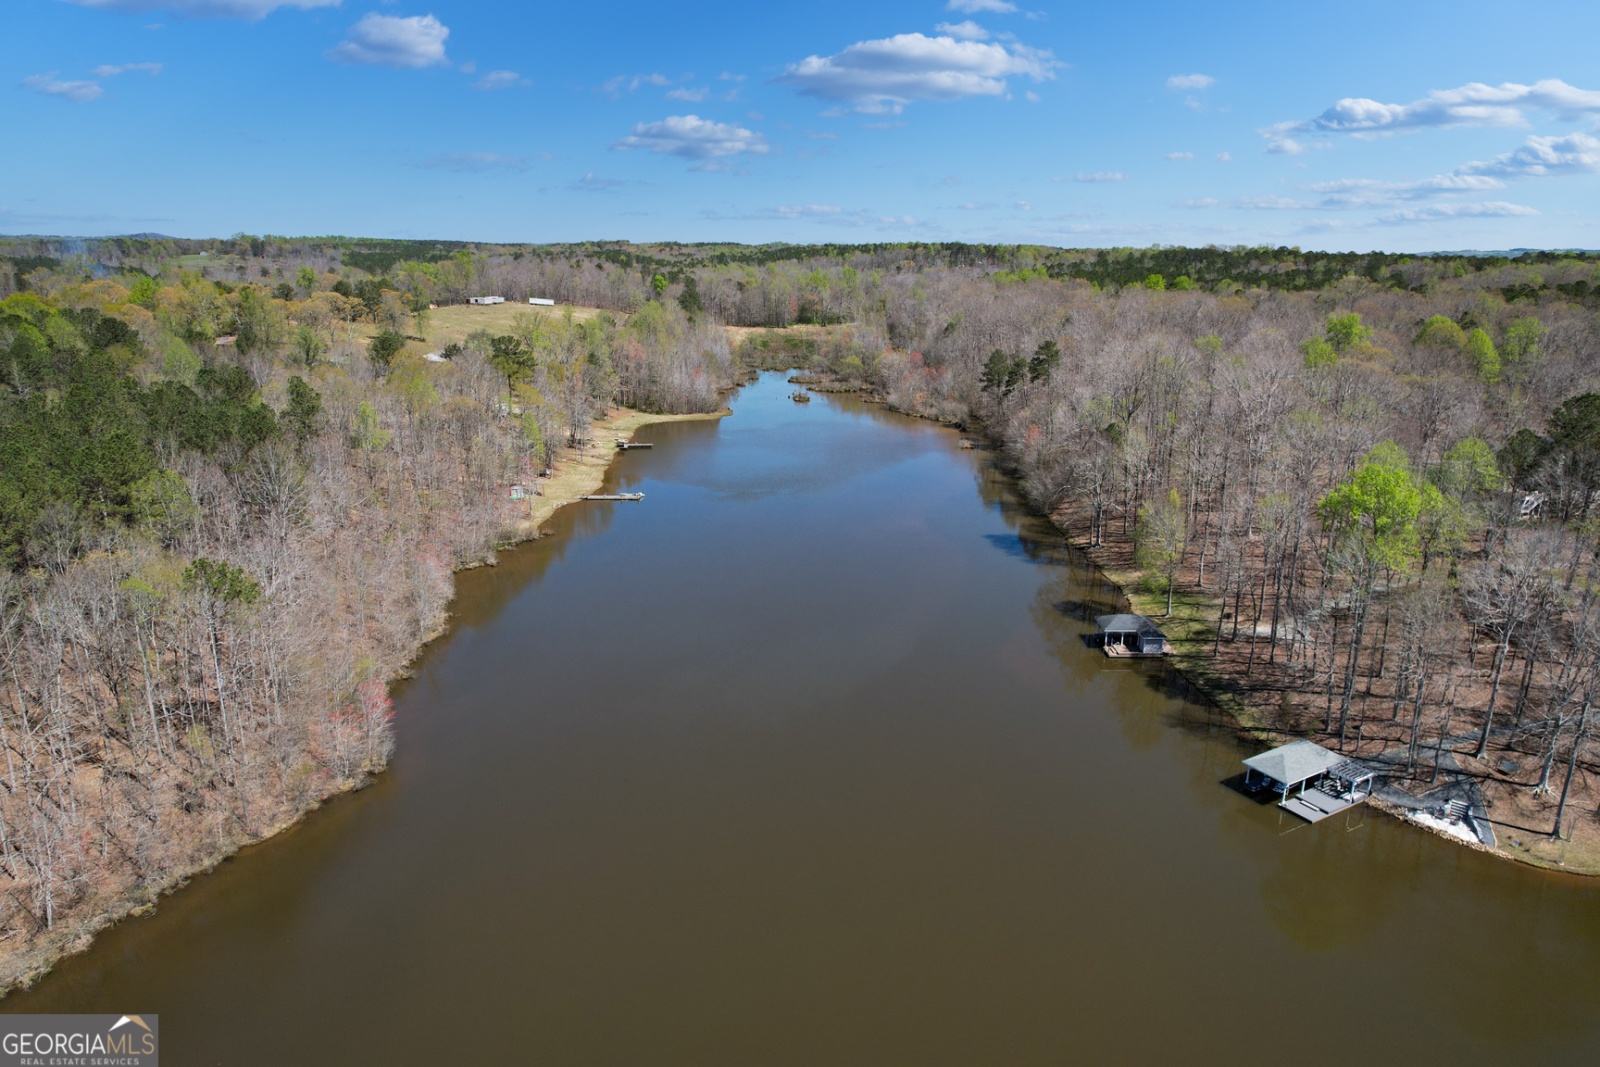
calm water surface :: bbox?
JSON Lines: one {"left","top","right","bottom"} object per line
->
{"left": 12, "top": 372, "right": 1600, "bottom": 1063}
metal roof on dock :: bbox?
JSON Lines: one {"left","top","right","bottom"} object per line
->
{"left": 1095, "top": 614, "right": 1166, "bottom": 636}
{"left": 1242, "top": 740, "right": 1344, "bottom": 787}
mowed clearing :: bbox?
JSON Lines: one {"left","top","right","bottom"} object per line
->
{"left": 388, "top": 302, "right": 612, "bottom": 350}
{"left": 352, "top": 301, "right": 836, "bottom": 354}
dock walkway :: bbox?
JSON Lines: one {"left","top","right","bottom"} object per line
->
{"left": 1103, "top": 641, "right": 1174, "bottom": 659}
{"left": 1281, "top": 785, "right": 1365, "bottom": 823}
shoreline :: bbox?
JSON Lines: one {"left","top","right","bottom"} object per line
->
{"left": 867, "top": 402, "right": 1584, "bottom": 877}
{"left": 0, "top": 404, "right": 728, "bottom": 998}
{"left": 1045, "top": 491, "right": 1592, "bottom": 878}
{"left": 1046, "top": 520, "right": 1592, "bottom": 876}
{"left": 509, "top": 407, "right": 728, "bottom": 543}
{"left": 705, "top": 375, "right": 1585, "bottom": 876}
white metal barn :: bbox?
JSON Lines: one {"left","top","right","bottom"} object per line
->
{"left": 529, "top": 297, "right": 555, "bottom": 306}
{"left": 468, "top": 296, "right": 505, "bottom": 305}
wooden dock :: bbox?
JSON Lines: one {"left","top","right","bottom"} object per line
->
{"left": 580, "top": 493, "right": 644, "bottom": 502}
{"left": 1102, "top": 641, "right": 1173, "bottom": 659}
{"left": 1280, "top": 785, "right": 1367, "bottom": 823}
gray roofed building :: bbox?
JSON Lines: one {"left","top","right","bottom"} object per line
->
{"left": 1242, "top": 740, "right": 1344, "bottom": 789}
{"left": 1094, "top": 613, "right": 1170, "bottom": 656}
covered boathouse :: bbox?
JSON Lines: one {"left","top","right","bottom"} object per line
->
{"left": 1094, "top": 614, "right": 1172, "bottom": 657}
{"left": 1242, "top": 740, "right": 1377, "bottom": 823}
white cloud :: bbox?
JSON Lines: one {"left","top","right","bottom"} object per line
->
{"left": 21, "top": 73, "right": 103, "bottom": 102}
{"left": 602, "top": 72, "right": 673, "bottom": 96}
{"left": 1264, "top": 134, "right": 1309, "bottom": 155}
{"left": 804, "top": 130, "right": 838, "bottom": 140}
{"left": 1308, "top": 174, "right": 1506, "bottom": 208}
{"left": 1175, "top": 166, "right": 1533, "bottom": 219}
{"left": 1015, "top": 199, "right": 1032, "bottom": 211}
{"left": 1282, "top": 79, "right": 1600, "bottom": 139}
{"left": 1215, "top": 151, "right": 1232, "bottom": 162}
{"left": 1065, "top": 171, "right": 1125, "bottom": 182}
{"left": 778, "top": 32, "right": 1058, "bottom": 114}
{"left": 1300, "top": 134, "right": 1598, "bottom": 214}
{"left": 474, "top": 70, "right": 528, "bottom": 91}
{"left": 415, "top": 152, "right": 530, "bottom": 173}
{"left": 1379, "top": 201, "right": 1540, "bottom": 224}
{"left": 666, "top": 86, "right": 709, "bottom": 102}
{"left": 1459, "top": 132, "right": 1600, "bottom": 177}
{"left": 59, "top": 0, "right": 335, "bottom": 16}
{"left": 935, "top": 20, "right": 989, "bottom": 39}
{"left": 1166, "top": 151, "right": 1194, "bottom": 160}
{"left": 91, "top": 62, "right": 163, "bottom": 77}
{"left": 1025, "top": 90, "right": 1041, "bottom": 103}
{"left": 1180, "top": 195, "right": 1307, "bottom": 210}
{"left": 946, "top": 0, "right": 1017, "bottom": 12}
{"left": 572, "top": 172, "right": 627, "bottom": 192}
{"left": 328, "top": 14, "right": 450, "bottom": 69}
{"left": 1235, "top": 195, "right": 1308, "bottom": 210}
{"left": 1166, "top": 73, "right": 1214, "bottom": 91}
{"left": 611, "top": 114, "right": 770, "bottom": 162}
{"left": 702, "top": 204, "right": 878, "bottom": 227}
{"left": 771, "top": 204, "right": 845, "bottom": 218}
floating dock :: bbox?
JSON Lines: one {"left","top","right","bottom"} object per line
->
{"left": 615, "top": 439, "right": 653, "bottom": 450}
{"left": 580, "top": 493, "right": 644, "bottom": 502}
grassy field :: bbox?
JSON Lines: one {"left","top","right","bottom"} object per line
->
{"left": 350, "top": 302, "right": 613, "bottom": 352}
{"left": 353, "top": 302, "right": 846, "bottom": 358}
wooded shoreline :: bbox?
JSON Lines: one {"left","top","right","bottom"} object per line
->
{"left": 788, "top": 364, "right": 1600, "bottom": 876}
{"left": 0, "top": 403, "right": 724, "bottom": 996}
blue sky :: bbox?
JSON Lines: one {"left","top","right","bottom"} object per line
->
{"left": 5, "top": 0, "right": 1600, "bottom": 251}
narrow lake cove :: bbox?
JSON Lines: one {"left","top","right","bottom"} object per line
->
{"left": 13, "top": 371, "right": 1600, "bottom": 1064}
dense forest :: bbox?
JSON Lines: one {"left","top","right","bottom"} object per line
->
{"left": 2, "top": 232, "right": 1599, "bottom": 985}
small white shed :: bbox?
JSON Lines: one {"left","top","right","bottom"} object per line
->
{"left": 528, "top": 297, "right": 555, "bottom": 307}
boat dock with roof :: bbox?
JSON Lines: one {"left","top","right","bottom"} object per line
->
{"left": 1242, "top": 740, "right": 1377, "bottom": 823}
{"left": 1093, "top": 614, "right": 1172, "bottom": 657}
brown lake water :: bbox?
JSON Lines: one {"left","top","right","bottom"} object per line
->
{"left": 11, "top": 371, "right": 1600, "bottom": 1063}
